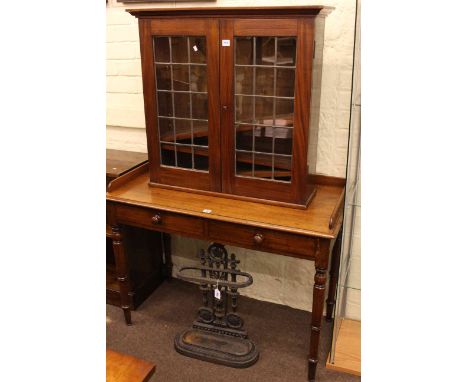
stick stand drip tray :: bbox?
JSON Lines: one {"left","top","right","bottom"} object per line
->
{"left": 175, "top": 328, "right": 258, "bottom": 368}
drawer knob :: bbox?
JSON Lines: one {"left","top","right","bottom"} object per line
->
{"left": 151, "top": 213, "right": 162, "bottom": 224}
{"left": 253, "top": 233, "right": 264, "bottom": 244}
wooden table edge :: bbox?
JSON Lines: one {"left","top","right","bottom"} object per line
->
{"left": 107, "top": 195, "right": 339, "bottom": 239}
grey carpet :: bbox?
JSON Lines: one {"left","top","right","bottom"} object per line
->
{"left": 106, "top": 279, "right": 360, "bottom": 382}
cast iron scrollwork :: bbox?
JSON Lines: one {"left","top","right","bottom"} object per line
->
{"left": 174, "top": 243, "right": 258, "bottom": 367}
{"left": 177, "top": 243, "right": 253, "bottom": 335}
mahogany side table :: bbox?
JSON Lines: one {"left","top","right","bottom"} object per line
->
{"left": 106, "top": 162, "right": 344, "bottom": 381}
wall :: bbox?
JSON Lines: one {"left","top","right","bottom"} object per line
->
{"left": 106, "top": 0, "right": 359, "bottom": 317}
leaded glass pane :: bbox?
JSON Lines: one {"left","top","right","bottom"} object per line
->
{"left": 154, "top": 36, "right": 209, "bottom": 172}
{"left": 234, "top": 36, "right": 296, "bottom": 183}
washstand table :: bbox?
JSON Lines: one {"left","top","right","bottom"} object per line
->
{"left": 106, "top": 163, "right": 344, "bottom": 381}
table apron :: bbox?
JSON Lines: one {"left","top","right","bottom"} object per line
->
{"left": 114, "top": 203, "right": 317, "bottom": 260}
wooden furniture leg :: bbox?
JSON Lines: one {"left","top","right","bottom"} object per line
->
{"left": 326, "top": 228, "right": 343, "bottom": 321}
{"left": 162, "top": 233, "right": 173, "bottom": 281}
{"left": 308, "top": 239, "right": 331, "bottom": 381}
{"left": 111, "top": 225, "right": 132, "bottom": 325}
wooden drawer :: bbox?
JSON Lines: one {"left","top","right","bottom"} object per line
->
{"left": 207, "top": 221, "right": 316, "bottom": 259}
{"left": 116, "top": 204, "right": 205, "bottom": 237}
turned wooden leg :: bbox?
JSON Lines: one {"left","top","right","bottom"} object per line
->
{"left": 308, "top": 239, "right": 330, "bottom": 381}
{"left": 111, "top": 225, "right": 132, "bottom": 325}
{"left": 326, "top": 228, "right": 343, "bottom": 321}
{"left": 162, "top": 233, "right": 173, "bottom": 281}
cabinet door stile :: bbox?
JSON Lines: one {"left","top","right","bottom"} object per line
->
{"left": 139, "top": 19, "right": 161, "bottom": 183}
{"left": 292, "top": 19, "right": 314, "bottom": 203}
{"left": 207, "top": 19, "right": 222, "bottom": 192}
{"left": 219, "top": 19, "right": 235, "bottom": 194}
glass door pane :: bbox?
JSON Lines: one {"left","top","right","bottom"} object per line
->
{"left": 234, "top": 36, "right": 296, "bottom": 182}
{"left": 154, "top": 36, "right": 209, "bottom": 172}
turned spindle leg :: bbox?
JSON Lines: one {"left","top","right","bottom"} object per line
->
{"left": 326, "top": 228, "right": 342, "bottom": 321}
{"left": 308, "top": 239, "right": 330, "bottom": 381}
{"left": 111, "top": 225, "right": 132, "bottom": 325}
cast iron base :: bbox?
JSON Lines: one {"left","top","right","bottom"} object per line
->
{"left": 174, "top": 328, "right": 259, "bottom": 368}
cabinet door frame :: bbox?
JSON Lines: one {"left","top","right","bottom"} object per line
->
{"left": 219, "top": 18, "right": 314, "bottom": 205}
{"left": 139, "top": 18, "right": 221, "bottom": 192}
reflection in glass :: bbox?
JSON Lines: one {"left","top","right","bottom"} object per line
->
{"left": 155, "top": 65, "right": 171, "bottom": 90}
{"left": 157, "top": 92, "right": 173, "bottom": 117}
{"left": 235, "top": 37, "right": 253, "bottom": 65}
{"left": 236, "top": 125, "right": 253, "bottom": 151}
{"left": 235, "top": 66, "right": 253, "bottom": 95}
{"left": 158, "top": 118, "right": 174, "bottom": 143}
{"left": 176, "top": 145, "right": 193, "bottom": 169}
{"left": 189, "top": 37, "right": 206, "bottom": 64}
{"left": 171, "top": 37, "right": 188, "bottom": 63}
{"left": 192, "top": 94, "right": 208, "bottom": 120}
{"left": 175, "top": 119, "right": 192, "bottom": 144}
{"left": 253, "top": 153, "right": 273, "bottom": 179}
{"left": 194, "top": 147, "right": 209, "bottom": 171}
{"left": 273, "top": 155, "right": 292, "bottom": 181}
{"left": 172, "top": 65, "right": 189, "bottom": 91}
{"left": 277, "top": 37, "right": 296, "bottom": 66}
{"left": 154, "top": 37, "right": 170, "bottom": 62}
{"left": 235, "top": 96, "right": 254, "bottom": 123}
{"left": 275, "top": 99, "right": 294, "bottom": 125}
{"left": 190, "top": 65, "right": 207, "bottom": 92}
{"left": 161, "top": 144, "right": 175, "bottom": 166}
{"left": 173, "top": 93, "right": 191, "bottom": 118}
{"left": 193, "top": 120, "right": 208, "bottom": 147}
{"left": 255, "top": 97, "right": 274, "bottom": 124}
{"left": 235, "top": 151, "right": 253, "bottom": 177}
{"left": 255, "top": 37, "right": 275, "bottom": 65}
{"left": 273, "top": 127, "right": 293, "bottom": 155}
{"left": 254, "top": 126, "right": 273, "bottom": 153}
{"left": 276, "top": 68, "right": 295, "bottom": 97}
{"left": 255, "top": 67, "right": 274, "bottom": 96}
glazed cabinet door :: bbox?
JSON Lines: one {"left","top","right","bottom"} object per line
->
{"left": 220, "top": 18, "right": 314, "bottom": 205}
{"left": 139, "top": 19, "right": 221, "bottom": 192}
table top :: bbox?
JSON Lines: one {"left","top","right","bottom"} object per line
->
{"left": 106, "top": 349, "right": 155, "bottom": 382}
{"left": 107, "top": 168, "right": 344, "bottom": 239}
{"left": 106, "top": 149, "right": 148, "bottom": 179}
